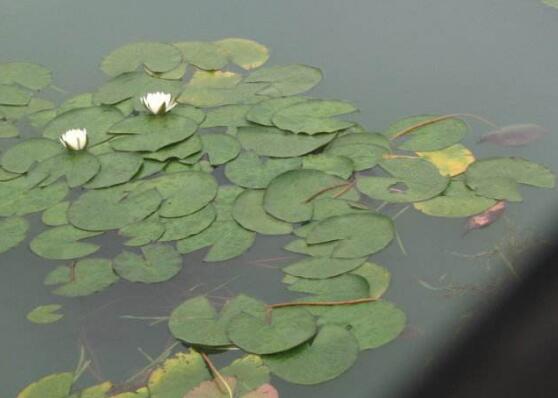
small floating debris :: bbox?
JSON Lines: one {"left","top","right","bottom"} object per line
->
{"left": 479, "top": 124, "right": 548, "bottom": 147}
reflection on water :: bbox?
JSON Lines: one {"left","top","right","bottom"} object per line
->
{"left": 2, "top": 0, "right": 558, "bottom": 397}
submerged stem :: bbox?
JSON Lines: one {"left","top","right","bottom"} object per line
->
{"left": 303, "top": 182, "right": 351, "bottom": 203}
{"left": 201, "top": 352, "right": 234, "bottom": 398}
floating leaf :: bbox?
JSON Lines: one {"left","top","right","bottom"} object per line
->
{"left": 159, "top": 204, "right": 216, "bottom": 242}
{"left": 44, "top": 258, "right": 118, "bottom": 296}
{"left": 148, "top": 350, "right": 211, "bottom": 398}
{"left": 184, "top": 377, "right": 237, "bottom": 398}
{"left": 246, "top": 96, "right": 308, "bottom": 126}
{"left": 384, "top": 115, "right": 468, "bottom": 151}
{"left": 416, "top": 144, "right": 475, "bottom": 177}
{"left": 263, "top": 325, "right": 359, "bottom": 385}
{"left": 178, "top": 82, "right": 267, "bottom": 108}
{"left": 188, "top": 69, "right": 242, "bottom": 88}
{"left": 1, "top": 138, "right": 62, "bottom": 173}
{"left": 283, "top": 257, "right": 366, "bottom": 279}
{"left": 0, "top": 84, "right": 32, "bottom": 105}
{"left": 0, "top": 97, "right": 54, "bottom": 121}
{"left": 30, "top": 225, "right": 101, "bottom": 260}
{"left": 283, "top": 238, "right": 337, "bottom": 257}
{"left": 479, "top": 124, "right": 548, "bottom": 146}
{"left": 245, "top": 65, "right": 322, "bottom": 96}
{"left": 30, "top": 151, "right": 100, "bottom": 188}
{"left": 169, "top": 295, "right": 265, "bottom": 346}
{"left": 351, "top": 262, "right": 391, "bottom": 299}
{"left": 174, "top": 41, "right": 228, "bottom": 70}
{"left": 26, "top": 305, "right": 63, "bottom": 324}
{"left": 144, "top": 136, "right": 202, "bottom": 162}
{"left": 0, "top": 120, "right": 19, "bottom": 137}
{"left": 465, "top": 157, "right": 555, "bottom": 202}
{"left": 325, "top": 141, "right": 387, "bottom": 171}
{"left": 114, "top": 244, "right": 182, "bottom": 283}
{"left": 272, "top": 99, "right": 357, "bottom": 135}
{"left": 0, "top": 62, "right": 52, "bottom": 90}
{"left": 200, "top": 133, "right": 241, "bottom": 165}
{"left": 201, "top": 105, "right": 251, "bottom": 128}
{"left": 221, "top": 355, "right": 270, "bottom": 396}
{"left": 101, "top": 42, "right": 183, "bottom": 76}
{"left": 414, "top": 180, "right": 496, "bottom": 218}
{"left": 41, "top": 202, "right": 69, "bottom": 227}
{"left": 311, "top": 197, "right": 368, "bottom": 220}
{"left": 303, "top": 153, "right": 354, "bottom": 179}
{"left": 216, "top": 38, "right": 269, "bottom": 70}
{"left": 286, "top": 274, "right": 370, "bottom": 301}
{"left": 543, "top": 0, "right": 558, "bottom": 9}
{"left": 0, "top": 167, "right": 20, "bottom": 181}
{"left": 264, "top": 169, "right": 358, "bottom": 223}
{"left": 357, "top": 157, "right": 449, "bottom": 203}
{"left": 0, "top": 179, "right": 69, "bottom": 217}
{"left": 232, "top": 189, "right": 292, "bottom": 235}
{"left": 313, "top": 301, "right": 406, "bottom": 350}
{"left": 16, "top": 372, "right": 73, "bottom": 398}
{"left": 84, "top": 152, "right": 143, "bottom": 189}
{"left": 242, "top": 384, "right": 279, "bottom": 398}
{"left": 227, "top": 305, "right": 317, "bottom": 354}
{"left": 43, "top": 106, "right": 124, "bottom": 146}
{"left": 118, "top": 217, "right": 165, "bottom": 246}
{"left": 68, "top": 186, "right": 162, "bottom": 231}
{"left": 109, "top": 114, "right": 198, "bottom": 152}
{"left": 0, "top": 216, "right": 29, "bottom": 254}
{"left": 76, "top": 382, "right": 113, "bottom": 398}
{"left": 306, "top": 213, "right": 395, "bottom": 258}
{"left": 237, "top": 126, "right": 336, "bottom": 158}
{"left": 225, "top": 151, "right": 301, "bottom": 189}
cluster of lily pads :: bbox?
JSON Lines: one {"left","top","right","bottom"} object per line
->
{"left": 2, "top": 38, "right": 554, "bottom": 397}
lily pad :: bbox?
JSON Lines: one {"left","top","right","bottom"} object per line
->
{"left": 118, "top": 217, "right": 165, "bottom": 247}
{"left": 356, "top": 157, "right": 449, "bottom": 203}
{"left": 16, "top": 372, "right": 73, "bottom": 398}
{"left": 174, "top": 41, "right": 228, "bottom": 70}
{"left": 41, "top": 202, "right": 69, "bottom": 226}
{"left": 178, "top": 82, "right": 268, "bottom": 108}
{"left": 245, "top": 65, "right": 322, "bottom": 96}
{"left": 114, "top": 244, "right": 182, "bottom": 283}
{"left": 1, "top": 138, "right": 62, "bottom": 173}
{"left": 143, "top": 135, "right": 202, "bottom": 162}
{"left": 200, "top": 133, "right": 241, "bottom": 165}
{"left": 263, "top": 169, "right": 359, "bottom": 223}
{"left": 0, "top": 62, "right": 52, "bottom": 90}
{"left": 237, "top": 126, "right": 336, "bottom": 158}
{"left": 220, "top": 355, "right": 271, "bottom": 396}
{"left": 263, "top": 325, "right": 359, "bottom": 385}
{"left": 30, "top": 151, "right": 100, "bottom": 188}
{"left": 272, "top": 99, "right": 357, "bottom": 135}
{"left": 159, "top": 204, "right": 216, "bottom": 242}
{"left": 26, "top": 304, "right": 63, "bottom": 324}
{"left": 227, "top": 306, "right": 317, "bottom": 355}
{"left": 225, "top": 151, "right": 301, "bottom": 189}
{"left": 169, "top": 295, "right": 265, "bottom": 346}
{"left": 84, "top": 152, "right": 143, "bottom": 189}
{"left": 417, "top": 144, "right": 475, "bottom": 177}
{"left": 30, "top": 225, "right": 101, "bottom": 260}
{"left": 101, "top": 42, "right": 183, "bottom": 76}
{"left": 0, "top": 120, "right": 19, "bottom": 137}
{"left": 302, "top": 154, "right": 354, "bottom": 179}
{"left": 232, "top": 189, "right": 293, "bottom": 235}
{"left": 286, "top": 274, "right": 371, "bottom": 301}
{"left": 0, "top": 84, "right": 32, "bottom": 105}
{"left": 0, "top": 179, "right": 69, "bottom": 217}
{"left": 68, "top": 186, "right": 162, "bottom": 231}
{"left": 215, "top": 38, "right": 269, "bottom": 70}
{"left": 325, "top": 143, "right": 387, "bottom": 171}
{"left": 246, "top": 96, "right": 308, "bottom": 126}
{"left": 201, "top": 105, "right": 251, "bottom": 128}
{"left": 0, "top": 216, "right": 29, "bottom": 254}
{"left": 306, "top": 212, "right": 395, "bottom": 258}
{"left": 351, "top": 262, "right": 391, "bottom": 299}
{"left": 283, "top": 257, "right": 366, "bottom": 279}
{"left": 44, "top": 258, "right": 118, "bottom": 296}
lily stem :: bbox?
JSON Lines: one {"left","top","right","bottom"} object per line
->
{"left": 200, "top": 352, "right": 234, "bottom": 398}
{"left": 268, "top": 297, "right": 378, "bottom": 309}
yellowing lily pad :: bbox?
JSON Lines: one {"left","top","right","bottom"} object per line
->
{"left": 417, "top": 144, "right": 475, "bottom": 177}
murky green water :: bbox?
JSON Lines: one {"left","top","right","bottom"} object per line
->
{"left": 2, "top": 0, "right": 558, "bottom": 396}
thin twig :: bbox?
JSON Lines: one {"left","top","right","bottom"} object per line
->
{"left": 269, "top": 297, "right": 378, "bottom": 309}
{"left": 332, "top": 180, "right": 355, "bottom": 198}
{"left": 395, "top": 231, "right": 407, "bottom": 256}
{"left": 303, "top": 183, "right": 351, "bottom": 203}
{"left": 392, "top": 205, "right": 410, "bottom": 220}
{"left": 200, "top": 352, "right": 234, "bottom": 398}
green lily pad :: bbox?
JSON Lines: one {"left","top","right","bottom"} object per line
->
{"left": 201, "top": 105, "right": 251, "bottom": 128}
{"left": 246, "top": 96, "right": 308, "bottom": 126}
{"left": 84, "top": 152, "right": 143, "bottom": 189}
{"left": 200, "top": 133, "right": 241, "bottom": 165}
{"left": 306, "top": 212, "right": 395, "bottom": 258}
{"left": 16, "top": 372, "right": 73, "bottom": 398}
{"left": 220, "top": 355, "right": 271, "bottom": 396}
{"left": 43, "top": 106, "right": 124, "bottom": 146}
{"left": 356, "top": 157, "right": 449, "bottom": 203}
{"left": 30, "top": 151, "right": 100, "bottom": 188}
{"left": 159, "top": 204, "right": 216, "bottom": 242}
{"left": 44, "top": 258, "right": 118, "bottom": 296}
{"left": 311, "top": 197, "right": 368, "bottom": 220}
{"left": 327, "top": 131, "right": 391, "bottom": 150}
{"left": 215, "top": 38, "right": 269, "bottom": 70}
{"left": 224, "top": 151, "right": 301, "bottom": 189}
{"left": 143, "top": 135, "right": 202, "bottom": 162}
{"left": 118, "top": 217, "right": 165, "bottom": 247}
{"left": 263, "top": 325, "right": 359, "bottom": 385}
{"left": 26, "top": 304, "right": 63, "bottom": 324}
{"left": 237, "top": 126, "right": 336, "bottom": 158}
{"left": 283, "top": 257, "right": 366, "bottom": 279}
{"left": 0, "top": 84, "right": 32, "bottom": 105}
{"left": 101, "top": 42, "right": 183, "bottom": 76}
{"left": 41, "top": 201, "right": 70, "bottom": 226}
{"left": 263, "top": 169, "right": 359, "bottom": 223}
{"left": 0, "top": 97, "right": 54, "bottom": 121}
{"left": 351, "top": 262, "right": 391, "bottom": 299}
{"left": 0, "top": 62, "right": 52, "bottom": 90}
{"left": 0, "top": 216, "right": 29, "bottom": 254}
{"left": 169, "top": 295, "right": 265, "bottom": 346}
{"left": 314, "top": 301, "right": 406, "bottom": 350}
{"left": 1, "top": 138, "right": 62, "bottom": 173}
{"left": 302, "top": 154, "right": 354, "bottom": 179}
{"left": 245, "top": 65, "right": 322, "bottom": 96}
{"left": 325, "top": 143, "right": 387, "bottom": 171}
{"left": 178, "top": 82, "right": 268, "bottom": 108}
{"left": 147, "top": 350, "right": 211, "bottom": 398}
{"left": 465, "top": 157, "right": 555, "bottom": 202}
{"left": 384, "top": 115, "right": 468, "bottom": 152}
{"left": 68, "top": 186, "right": 162, "bottom": 231}
{"left": 0, "top": 120, "right": 19, "bottom": 137}
{"left": 232, "top": 189, "right": 292, "bottom": 235}
{"left": 0, "top": 178, "right": 69, "bottom": 217}
{"left": 272, "top": 100, "right": 357, "bottom": 135}
{"left": 0, "top": 167, "right": 20, "bottom": 181}
{"left": 30, "top": 225, "right": 101, "bottom": 260}
{"left": 109, "top": 114, "right": 198, "bottom": 152}
{"left": 113, "top": 244, "right": 182, "bottom": 283}
{"left": 227, "top": 306, "right": 317, "bottom": 355}
{"left": 283, "top": 239, "right": 336, "bottom": 257}
{"left": 176, "top": 220, "right": 255, "bottom": 262}
{"left": 286, "top": 274, "right": 370, "bottom": 301}
{"left": 173, "top": 41, "right": 228, "bottom": 70}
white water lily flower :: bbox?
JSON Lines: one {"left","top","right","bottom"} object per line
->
{"left": 141, "top": 91, "right": 177, "bottom": 115}
{"left": 59, "top": 128, "right": 88, "bottom": 151}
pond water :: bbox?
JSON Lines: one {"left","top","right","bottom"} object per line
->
{"left": 2, "top": 0, "right": 558, "bottom": 397}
